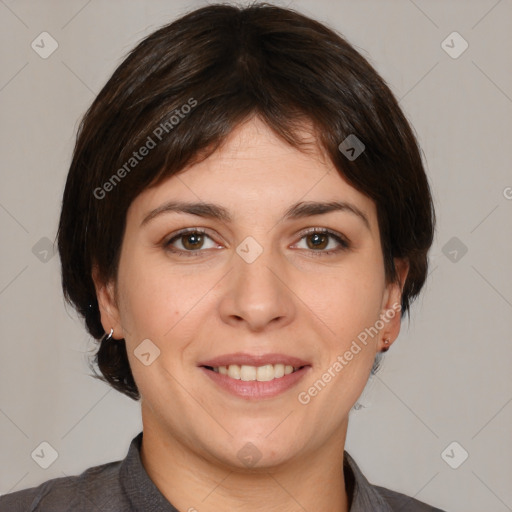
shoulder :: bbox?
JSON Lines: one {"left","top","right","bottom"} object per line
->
{"left": 373, "top": 484, "right": 447, "bottom": 512}
{"left": 343, "top": 450, "right": 447, "bottom": 512}
{"left": 0, "top": 459, "right": 127, "bottom": 512}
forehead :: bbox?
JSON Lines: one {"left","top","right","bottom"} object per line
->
{"left": 128, "top": 117, "right": 377, "bottom": 228}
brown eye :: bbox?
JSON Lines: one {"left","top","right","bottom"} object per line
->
{"left": 295, "top": 228, "right": 350, "bottom": 255}
{"left": 306, "top": 232, "right": 329, "bottom": 250}
{"left": 165, "top": 228, "right": 218, "bottom": 256}
{"left": 181, "top": 232, "right": 205, "bottom": 250}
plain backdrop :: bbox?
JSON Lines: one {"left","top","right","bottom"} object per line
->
{"left": 1, "top": 1, "right": 511, "bottom": 511}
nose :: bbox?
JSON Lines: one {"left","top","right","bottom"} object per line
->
{"left": 218, "top": 243, "right": 296, "bottom": 332}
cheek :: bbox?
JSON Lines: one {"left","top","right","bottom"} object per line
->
{"left": 116, "top": 252, "right": 175, "bottom": 339}
{"left": 299, "top": 257, "right": 385, "bottom": 405}
{"left": 117, "top": 251, "right": 215, "bottom": 345}
{"left": 305, "top": 259, "right": 385, "bottom": 340}
{"left": 302, "top": 273, "right": 381, "bottom": 409}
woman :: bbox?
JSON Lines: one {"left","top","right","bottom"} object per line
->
{"left": 0, "top": 3, "right": 445, "bottom": 511}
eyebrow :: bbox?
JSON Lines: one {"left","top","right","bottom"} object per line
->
{"left": 140, "top": 199, "right": 370, "bottom": 230}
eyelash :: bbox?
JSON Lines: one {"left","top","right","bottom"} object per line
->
{"left": 163, "top": 227, "right": 350, "bottom": 258}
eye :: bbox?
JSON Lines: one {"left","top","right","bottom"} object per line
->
{"left": 163, "top": 227, "right": 350, "bottom": 258}
{"left": 293, "top": 228, "right": 350, "bottom": 255}
{"left": 164, "top": 228, "right": 220, "bottom": 256}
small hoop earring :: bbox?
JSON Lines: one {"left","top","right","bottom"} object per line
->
{"left": 105, "top": 328, "right": 114, "bottom": 342}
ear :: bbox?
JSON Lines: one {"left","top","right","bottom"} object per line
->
{"left": 91, "top": 264, "right": 125, "bottom": 340}
{"left": 378, "top": 258, "right": 409, "bottom": 352}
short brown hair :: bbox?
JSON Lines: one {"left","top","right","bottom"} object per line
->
{"left": 57, "top": 3, "right": 435, "bottom": 400}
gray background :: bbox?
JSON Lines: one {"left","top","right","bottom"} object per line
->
{"left": 1, "top": 1, "right": 511, "bottom": 511}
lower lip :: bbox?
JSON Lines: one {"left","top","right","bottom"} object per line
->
{"left": 199, "top": 366, "right": 311, "bottom": 400}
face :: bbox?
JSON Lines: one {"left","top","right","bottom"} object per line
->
{"left": 95, "top": 116, "right": 406, "bottom": 470}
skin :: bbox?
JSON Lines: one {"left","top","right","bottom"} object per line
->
{"left": 94, "top": 116, "right": 408, "bottom": 512}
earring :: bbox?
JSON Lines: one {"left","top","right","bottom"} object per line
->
{"left": 105, "top": 328, "right": 114, "bottom": 341}
{"left": 382, "top": 338, "right": 390, "bottom": 352}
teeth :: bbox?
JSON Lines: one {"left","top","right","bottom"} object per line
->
{"left": 256, "top": 364, "right": 274, "bottom": 381}
{"left": 240, "top": 365, "right": 256, "bottom": 381}
{"left": 274, "top": 364, "right": 285, "bottom": 379}
{"left": 211, "top": 363, "right": 300, "bottom": 381}
{"left": 227, "top": 365, "right": 241, "bottom": 379}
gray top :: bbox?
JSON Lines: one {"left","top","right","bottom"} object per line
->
{"left": 0, "top": 432, "right": 446, "bottom": 511}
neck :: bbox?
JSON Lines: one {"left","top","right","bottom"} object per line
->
{"left": 139, "top": 404, "right": 350, "bottom": 512}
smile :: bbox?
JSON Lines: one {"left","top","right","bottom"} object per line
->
{"left": 203, "top": 363, "right": 302, "bottom": 381}
{"left": 200, "top": 365, "right": 311, "bottom": 400}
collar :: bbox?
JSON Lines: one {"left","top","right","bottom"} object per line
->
{"left": 344, "top": 450, "right": 394, "bottom": 511}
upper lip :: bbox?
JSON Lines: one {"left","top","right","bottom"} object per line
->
{"left": 198, "top": 352, "right": 311, "bottom": 368}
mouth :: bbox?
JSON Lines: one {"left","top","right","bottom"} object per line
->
{"left": 201, "top": 363, "right": 307, "bottom": 382}
{"left": 197, "top": 353, "right": 312, "bottom": 399}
